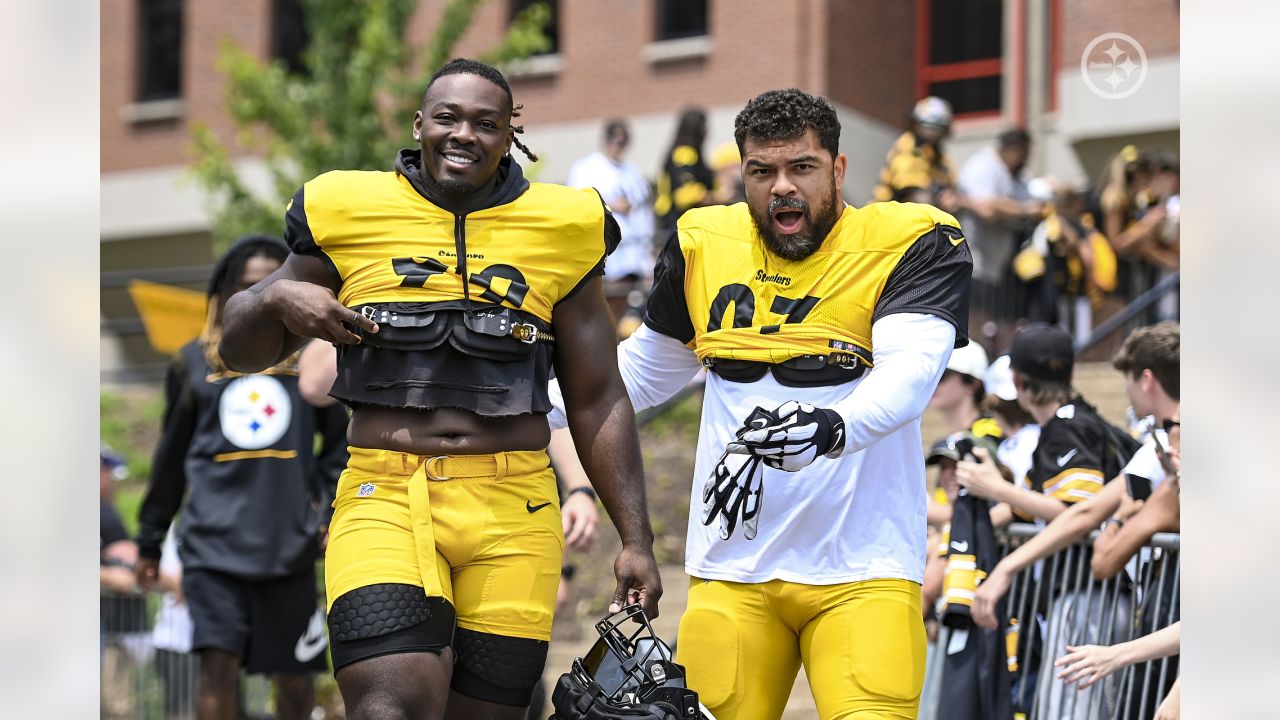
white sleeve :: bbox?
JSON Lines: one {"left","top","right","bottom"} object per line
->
{"left": 546, "top": 323, "right": 703, "bottom": 430}
{"left": 1122, "top": 437, "right": 1168, "bottom": 489}
{"left": 958, "top": 153, "right": 999, "bottom": 200}
{"left": 830, "top": 313, "right": 957, "bottom": 455}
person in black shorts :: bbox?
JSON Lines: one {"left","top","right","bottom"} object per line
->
{"left": 134, "top": 237, "right": 350, "bottom": 720}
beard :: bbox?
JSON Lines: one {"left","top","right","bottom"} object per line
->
{"left": 749, "top": 184, "right": 840, "bottom": 261}
{"left": 435, "top": 175, "right": 477, "bottom": 194}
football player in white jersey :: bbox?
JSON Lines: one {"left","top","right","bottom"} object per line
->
{"left": 549, "top": 88, "right": 973, "bottom": 719}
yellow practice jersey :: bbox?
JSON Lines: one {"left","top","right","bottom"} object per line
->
{"left": 644, "top": 201, "right": 971, "bottom": 374}
{"left": 285, "top": 158, "right": 614, "bottom": 325}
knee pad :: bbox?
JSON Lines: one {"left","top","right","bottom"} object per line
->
{"left": 327, "top": 583, "right": 455, "bottom": 671}
{"left": 451, "top": 627, "right": 549, "bottom": 706}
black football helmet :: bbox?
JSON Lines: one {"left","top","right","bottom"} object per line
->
{"left": 549, "top": 604, "right": 716, "bottom": 720}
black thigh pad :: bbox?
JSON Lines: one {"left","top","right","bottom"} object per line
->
{"left": 327, "top": 583, "right": 455, "bottom": 671}
{"left": 451, "top": 627, "right": 550, "bottom": 706}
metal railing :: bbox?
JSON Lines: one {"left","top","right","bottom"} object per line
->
{"left": 966, "top": 268, "right": 1179, "bottom": 364}
{"left": 100, "top": 591, "right": 277, "bottom": 719}
{"left": 923, "top": 524, "right": 1180, "bottom": 720}
{"left": 1074, "top": 272, "right": 1180, "bottom": 357}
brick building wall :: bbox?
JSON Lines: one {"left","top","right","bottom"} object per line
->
{"left": 417, "top": 0, "right": 843, "bottom": 124}
{"left": 103, "top": 0, "right": 918, "bottom": 174}
{"left": 1059, "top": 0, "right": 1179, "bottom": 68}
{"left": 825, "top": 0, "right": 918, "bottom": 128}
{"left": 102, "top": 0, "right": 270, "bottom": 172}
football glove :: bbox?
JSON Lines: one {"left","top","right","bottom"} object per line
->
{"left": 702, "top": 449, "right": 764, "bottom": 541}
{"left": 725, "top": 401, "right": 846, "bottom": 472}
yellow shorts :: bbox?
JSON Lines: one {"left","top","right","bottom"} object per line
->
{"left": 677, "top": 577, "right": 926, "bottom": 720}
{"left": 325, "top": 446, "right": 564, "bottom": 641}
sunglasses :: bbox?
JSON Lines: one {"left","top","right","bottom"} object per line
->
{"left": 1161, "top": 418, "right": 1180, "bottom": 433}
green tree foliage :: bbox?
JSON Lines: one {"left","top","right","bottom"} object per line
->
{"left": 190, "top": 0, "right": 551, "bottom": 250}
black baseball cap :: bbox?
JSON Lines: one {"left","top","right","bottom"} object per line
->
{"left": 1008, "top": 323, "right": 1074, "bottom": 384}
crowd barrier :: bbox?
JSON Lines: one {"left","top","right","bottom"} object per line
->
{"left": 922, "top": 523, "right": 1181, "bottom": 720}
{"left": 99, "top": 591, "right": 276, "bottom": 719}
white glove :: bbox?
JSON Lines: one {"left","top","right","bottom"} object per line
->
{"left": 702, "top": 449, "right": 765, "bottom": 541}
{"left": 725, "top": 401, "right": 846, "bottom": 472}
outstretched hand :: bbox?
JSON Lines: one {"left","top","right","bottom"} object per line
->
{"left": 972, "top": 566, "right": 1011, "bottom": 630}
{"left": 135, "top": 557, "right": 160, "bottom": 593}
{"left": 956, "top": 447, "right": 1005, "bottom": 501}
{"left": 610, "top": 545, "right": 663, "bottom": 620}
{"left": 265, "top": 279, "right": 379, "bottom": 345}
{"left": 562, "top": 491, "right": 599, "bottom": 552}
{"left": 1055, "top": 643, "right": 1123, "bottom": 688}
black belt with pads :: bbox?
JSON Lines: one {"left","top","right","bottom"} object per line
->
{"left": 332, "top": 301, "right": 557, "bottom": 415}
{"left": 703, "top": 353, "right": 867, "bottom": 388}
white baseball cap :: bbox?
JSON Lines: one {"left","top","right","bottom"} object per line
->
{"left": 984, "top": 354, "right": 1018, "bottom": 402}
{"left": 946, "top": 341, "right": 989, "bottom": 382}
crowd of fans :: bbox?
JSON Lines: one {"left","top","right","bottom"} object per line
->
{"left": 920, "top": 321, "right": 1181, "bottom": 719}
{"left": 873, "top": 96, "right": 1180, "bottom": 350}
{"left": 102, "top": 97, "right": 1180, "bottom": 719}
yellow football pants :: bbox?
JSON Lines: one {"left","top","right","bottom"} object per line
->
{"left": 677, "top": 577, "right": 926, "bottom": 720}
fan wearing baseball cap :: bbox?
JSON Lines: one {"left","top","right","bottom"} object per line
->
{"left": 967, "top": 323, "right": 1143, "bottom": 720}
{"left": 1000, "top": 324, "right": 1136, "bottom": 519}
{"left": 926, "top": 341, "right": 1003, "bottom": 525}
{"left": 929, "top": 340, "right": 1003, "bottom": 441}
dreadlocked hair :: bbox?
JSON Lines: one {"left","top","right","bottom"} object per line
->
{"left": 201, "top": 236, "right": 294, "bottom": 378}
{"left": 424, "top": 58, "right": 538, "bottom": 163}
{"left": 734, "top": 88, "right": 841, "bottom": 158}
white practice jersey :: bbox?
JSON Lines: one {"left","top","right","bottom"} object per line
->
{"left": 687, "top": 369, "right": 929, "bottom": 585}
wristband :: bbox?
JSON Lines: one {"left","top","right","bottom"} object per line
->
{"left": 567, "top": 486, "right": 597, "bottom": 502}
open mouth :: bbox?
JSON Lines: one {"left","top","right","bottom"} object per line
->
{"left": 440, "top": 150, "right": 478, "bottom": 170}
{"left": 772, "top": 209, "right": 806, "bottom": 234}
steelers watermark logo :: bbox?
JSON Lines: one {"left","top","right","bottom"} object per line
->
{"left": 1080, "top": 33, "right": 1148, "bottom": 100}
{"left": 219, "top": 375, "right": 293, "bottom": 449}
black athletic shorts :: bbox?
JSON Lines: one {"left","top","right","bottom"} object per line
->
{"left": 183, "top": 566, "right": 329, "bottom": 675}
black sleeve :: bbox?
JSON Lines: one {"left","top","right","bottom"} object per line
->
{"left": 285, "top": 185, "right": 342, "bottom": 283}
{"left": 312, "top": 403, "right": 351, "bottom": 527}
{"left": 642, "top": 231, "right": 696, "bottom": 344}
{"left": 872, "top": 223, "right": 972, "bottom": 346}
{"left": 100, "top": 503, "right": 129, "bottom": 552}
{"left": 558, "top": 194, "right": 620, "bottom": 303}
{"left": 597, "top": 190, "right": 623, "bottom": 257}
{"left": 135, "top": 351, "right": 198, "bottom": 559}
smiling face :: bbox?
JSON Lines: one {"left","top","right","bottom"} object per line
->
{"left": 742, "top": 128, "right": 846, "bottom": 261}
{"left": 413, "top": 73, "right": 513, "bottom": 198}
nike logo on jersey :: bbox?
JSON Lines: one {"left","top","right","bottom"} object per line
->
{"left": 293, "top": 609, "right": 328, "bottom": 663}
{"left": 526, "top": 500, "right": 552, "bottom": 513}
{"left": 1057, "top": 448, "right": 1080, "bottom": 467}
{"left": 950, "top": 540, "right": 969, "bottom": 553}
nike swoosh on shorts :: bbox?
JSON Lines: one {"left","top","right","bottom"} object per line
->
{"left": 294, "top": 609, "right": 328, "bottom": 663}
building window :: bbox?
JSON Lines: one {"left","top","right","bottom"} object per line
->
{"left": 656, "top": 0, "right": 709, "bottom": 41}
{"left": 510, "top": 0, "right": 559, "bottom": 55}
{"left": 137, "top": 0, "right": 183, "bottom": 102}
{"left": 273, "top": 0, "right": 310, "bottom": 75}
{"left": 915, "top": 0, "right": 1003, "bottom": 117}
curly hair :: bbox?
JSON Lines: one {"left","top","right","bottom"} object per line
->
{"left": 734, "top": 89, "right": 841, "bottom": 158}
{"left": 422, "top": 58, "right": 538, "bottom": 162}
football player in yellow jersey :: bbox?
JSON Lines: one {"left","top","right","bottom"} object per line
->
{"left": 547, "top": 89, "right": 973, "bottom": 719}
{"left": 218, "top": 59, "right": 661, "bottom": 720}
